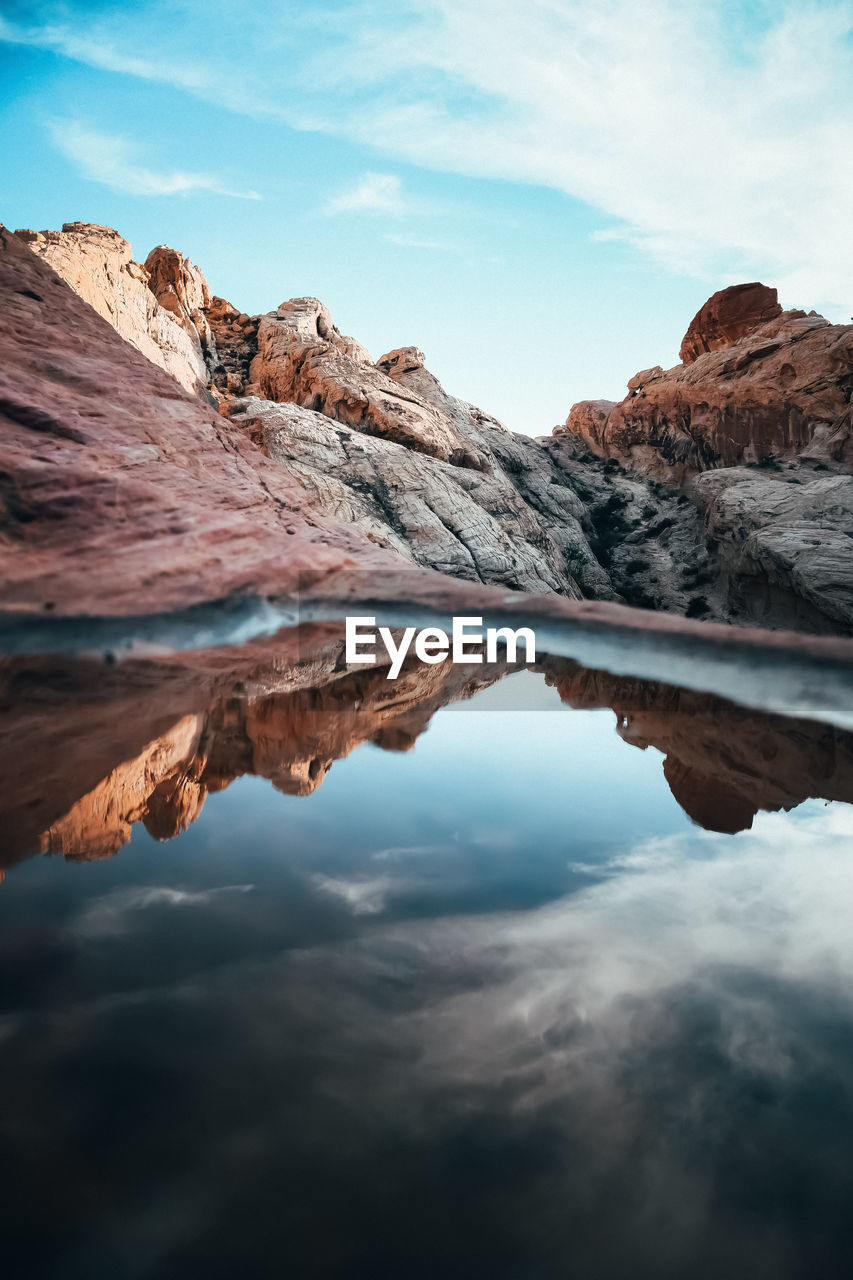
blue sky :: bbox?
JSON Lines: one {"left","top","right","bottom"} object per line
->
{"left": 2, "top": 0, "right": 852, "bottom": 434}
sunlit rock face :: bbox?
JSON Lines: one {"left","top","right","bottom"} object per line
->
{"left": 559, "top": 279, "right": 853, "bottom": 475}
{"left": 7, "top": 217, "right": 853, "bottom": 634}
{"left": 679, "top": 282, "right": 783, "bottom": 364}
{"left": 13, "top": 223, "right": 211, "bottom": 397}
{"left": 249, "top": 296, "right": 487, "bottom": 468}
{"left": 553, "top": 282, "right": 853, "bottom": 632}
{"left": 0, "top": 225, "right": 405, "bottom": 620}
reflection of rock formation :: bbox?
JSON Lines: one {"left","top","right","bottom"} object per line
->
{"left": 5, "top": 635, "right": 853, "bottom": 870}
{"left": 12, "top": 644, "right": 518, "bottom": 865}
{"left": 546, "top": 663, "right": 853, "bottom": 833}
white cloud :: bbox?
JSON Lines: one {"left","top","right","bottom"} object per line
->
{"left": 48, "top": 120, "right": 261, "bottom": 200}
{"left": 325, "top": 171, "right": 406, "bottom": 216}
{"left": 6, "top": 3, "right": 853, "bottom": 309}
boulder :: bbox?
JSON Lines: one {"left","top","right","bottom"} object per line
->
{"left": 680, "top": 282, "right": 783, "bottom": 364}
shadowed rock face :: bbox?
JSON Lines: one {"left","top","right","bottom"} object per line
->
{"left": 679, "top": 283, "right": 783, "bottom": 364}
{"left": 546, "top": 662, "right": 853, "bottom": 833}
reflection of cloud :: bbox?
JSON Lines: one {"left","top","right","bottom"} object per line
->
{"left": 72, "top": 884, "right": 254, "bottom": 938}
{"left": 311, "top": 873, "right": 396, "bottom": 915}
{"left": 371, "top": 843, "right": 450, "bottom": 863}
{"left": 48, "top": 120, "right": 261, "bottom": 199}
{"left": 5, "top": 803, "right": 853, "bottom": 1272}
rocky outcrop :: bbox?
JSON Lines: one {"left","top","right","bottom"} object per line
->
{"left": 560, "top": 301, "right": 853, "bottom": 475}
{"left": 0, "top": 224, "right": 399, "bottom": 618}
{"left": 248, "top": 297, "right": 487, "bottom": 467}
{"left": 232, "top": 396, "right": 615, "bottom": 597}
{"left": 14, "top": 222, "right": 211, "bottom": 397}
{"left": 679, "top": 283, "right": 783, "bottom": 364}
{"left": 205, "top": 295, "right": 259, "bottom": 395}
{"left": 7, "top": 218, "right": 853, "bottom": 639}
{"left": 556, "top": 283, "right": 853, "bottom": 633}
{"left": 692, "top": 468, "right": 853, "bottom": 632}
{"left": 143, "top": 243, "right": 215, "bottom": 357}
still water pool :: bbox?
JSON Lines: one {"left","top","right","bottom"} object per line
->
{"left": 2, "top": 661, "right": 853, "bottom": 1278}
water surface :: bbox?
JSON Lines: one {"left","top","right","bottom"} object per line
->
{"left": 2, "top": 647, "right": 853, "bottom": 1279}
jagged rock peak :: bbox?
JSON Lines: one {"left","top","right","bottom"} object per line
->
{"left": 144, "top": 244, "right": 211, "bottom": 332}
{"left": 14, "top": 220, "right": 210, "bottom": 396}
{"left": 679, "top": 282, "right": 783, "bottom": 364}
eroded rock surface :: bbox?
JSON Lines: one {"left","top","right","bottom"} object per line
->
{"left": 14, "top": 223, "right": 210, "bottom": 396}
{"left": 8, "top": 218, "right": 853, "bottom": 637}
{"left": 249, "top": 298, "right": 485, "bottom": 467}
{"left": 557, "top": 283, "right": 853, "bottom": 632}
{"left": 0, "top": 225, "right": 399, "bottom": 617}
{"left": 560, "top": 302, "right": 853, "bottom": 475}
{"left": 679, "top": 283, "right": 783, "bottom": 364}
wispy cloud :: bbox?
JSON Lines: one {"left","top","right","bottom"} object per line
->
{"left": 48, "top": 120, "right": 261, "bottom": 200}
{"left": 384, "top": 232, "right": 447, "bottom": 251}
{"left": 6, "top": 2, "right": 853, "bottom": 308}
{"left": 325, "top": 171, "right": 406, "bottom": 216}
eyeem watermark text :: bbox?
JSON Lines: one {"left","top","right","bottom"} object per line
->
{"left": 345, "top": 616, "right": 536, "bottom": 679}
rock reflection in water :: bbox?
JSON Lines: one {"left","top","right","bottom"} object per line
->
{"left": 2, "top": 624, "right": 853, "bottom": 870}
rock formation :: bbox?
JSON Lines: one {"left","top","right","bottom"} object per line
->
{"left": 0, "top": 223, "right": 403, "bottom": 618}
{"left": 555, "top": 282, "right": 853, "bottom": 632}
{"left": 14, "top": 222, "right": 211, "bottom": 397}
{"left": 679, "top": 282, "right": 783, "bottom": 364}
{"left": 559, "top": 298, "right": 853, "bottom": 474}
{"left": 6, "top": 217, "right": 853, "bottom": 638}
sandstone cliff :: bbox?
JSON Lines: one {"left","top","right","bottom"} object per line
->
{"left": 15, "top": 223, "right": 212, "bottom": 397}
{"left": 559, "top": 295, "right": 853, "bottom": 475}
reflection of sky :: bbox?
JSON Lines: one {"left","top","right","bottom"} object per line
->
{"left": 2, "top": 686, "right": 853, "bottom": 1277}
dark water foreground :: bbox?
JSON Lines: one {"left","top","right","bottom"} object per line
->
{"left": 2, "top": 625, "right": 853, "bottom": 1279}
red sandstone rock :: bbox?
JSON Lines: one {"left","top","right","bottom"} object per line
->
{"left": 679, "top": 283, "right": 783, "bottom": 364}
{"left": 249, "top": 298, "right": 486, "bottom": 467}
{"left": 143, "top": 243, "right": 214, "bottom": 356}
{"left": 0, "top": 225, "right": 401, "bottom": 618}
{"left": 558, "top": 302, "right": 853, "bottom": 473}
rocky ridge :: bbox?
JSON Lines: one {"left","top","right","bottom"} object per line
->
{"left": 8, "top": 221, "right": 853, "bottom": 634}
